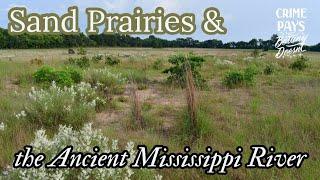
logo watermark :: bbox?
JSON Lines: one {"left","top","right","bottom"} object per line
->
{"left": 275, "top": 8, "right": 308, "bottom": 58}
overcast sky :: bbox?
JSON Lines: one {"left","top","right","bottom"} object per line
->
{"left": 1, "top": 0, "right": 319, "bottom": 45}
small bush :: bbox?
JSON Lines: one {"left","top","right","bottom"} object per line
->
{"left": 65, "top": 67, "right": 83, "bottom": 83}
{"left": 223, "top": 71, "right": 244, "bottom": 88}
{"left": 289, "top": 56, "right": 308, "bottom": 71}
{"left": 243, "top": 66, "right": 259, "bottom": 85}
{"left": 53, "top": 70, "right": 74, "bottom": 87}
{"left": 85, "top": 68, "right": 127, "bottom": 95}
{"left": 68, "top": 56, "right": 90, "bottom": 68}
{"left": 223, "top": 67, "right": 258, "bottom": 88}
{"left": 92, "top": 54, "right": 103, "bottom": 63}
{"left": 33, "top": 66, "right": 83, "bottom": 86}
{"left": 77, "top": 47, "right": 87, "bottom": 55}
{"left": 33, "top": 66, "right": 56, "bottom": 84}
{"left": 105, "top": 56, "right": 120, "bottom": 66}
{"left": 163, "top": 53, "right": 206, "bottom": 88}
{"left": 264, "top": 64, "right": 275, "bottom": 75}
{"left": 14, "top": 82, "right": 105, "bottom": 128}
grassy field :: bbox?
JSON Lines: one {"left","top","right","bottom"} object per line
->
{"left": 0, "top": 48, "right": 319, "bottom": 179}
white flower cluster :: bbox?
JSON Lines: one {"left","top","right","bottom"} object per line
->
{"left": 15, "top": 110, "right": 27, "bottom": 119}
{"left": 0, "top": 122, "right": 5, "bottom": 131}
{"left": 10, "top": 123, "right": 146, "bottom": 179}
{"left": 28, "top": 81, "right": 103, "bottom": 108}
{"left": 15, "top": 82, "right": 106, "bottom": 120}
{"left": 86, "top": 68, "right": 127, "bottom": 91}
{"left": 94, "top": 68, "right": 127, "bottom": 84}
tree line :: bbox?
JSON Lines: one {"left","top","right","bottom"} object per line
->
{"left": 1, "top": 28, "right": 319, "bottom": 51}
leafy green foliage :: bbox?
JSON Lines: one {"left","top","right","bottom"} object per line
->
{"left": 92, "top": 54, "right": 103, "bottom": 63}
{"left": 223, "top": 71, "right": 244, "bottom": 89}
{"left": 105, "top": 56, "right": 120, "bottom": 66}
{"left": 223, "top": 67, "right": 258, "bottom": 88}
{"left": 33, "top": 66, "right": 83, "bottom": 86}
{"left": 77, "top": 47, "right": 87, "bottom": 55}
{"left": 65, "top": 67, "right": 83, "bottom": 83}
{"left": 264, "top": 64, "right": 275, "bottom": 75}
{"left": 163, "top": 53, "right": 206, "bottom": 88}
{"left": 289, "top": 56, "right": 308, "bottom": 71}
{"left": 68, "top": 56, "right": 90, "bottom": 68}
{"left": 243, "top": 66, "right": 259, "bottom": 85}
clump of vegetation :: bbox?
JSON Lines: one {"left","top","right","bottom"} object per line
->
{"left": 85, "top": 68, "right": 127, "bottom": 95}
{"left": 105, "top": 55, "right": 120, "bottom": 66}
{"left": 14, "top": 82, "right": 105, "bottom": 128}
{"left": 223, "top": 67, "right": 258, "bottom": 88}
{"left": 68, "top": 48, "right": 75, "bottom": 54}
{"left": 30, "top": 58, "right": 44, "bottom": 66}
{"left": 152, "top": 59, "right": 164, "bottom": 70}
{"left": 91, "top": 54, "right": 103, "bottom": 63}
{"left": 163, "top": 53, "right": 206, "bottom": 88}
{"left": 289, "top": 56, "right": 308, "bottom": 71}
{"left": 243, "top": 66, "right": 259, "bottom": 85}
{"left": 33, "top": 66, "right": 83, "bottom": 87}
{"left": 65, "top": 67, "right": 83, "bottom": 83}
{"left": 77, "top": 47, "right": 87, "bottom": 55}
{"left": 223, "top": 71, "right": 244, "bottom": 89}
{"left": 68, "top": 56, "right": 90, "bottom": 68}
{"left": 264, "top": 64, "right": 276, "bottom": 75}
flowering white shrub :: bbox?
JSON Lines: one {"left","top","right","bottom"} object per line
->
{"left": 8, "top": 124, "right": 157, "bottom": 179}
{"left": 15, "top": 82, "right": 106, "bottom": 128}
{"left": 85, "top": 68, "right": 127, "bottom": 94}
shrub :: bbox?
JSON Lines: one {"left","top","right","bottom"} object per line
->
{"left": 105, "top": 55, "right": 120, "bottom": 66}
{"left": 33, "top": 66, "right": 56, "bottom": 84}
{"left": 223, "top": 67, "right": 258, "bottom": 88}
{"left": 92, "top": 54, "right": 103, "bottom": 63}
{"left": 85, "top": 68, "right": 127, "bottom": 95}
{"left": 53, "top": 70, "right": 74, "bottom": 87}
{"left": 65, "top": 67, "right": 83, "bottom": 83}
{"left": 289, "top": 56, "right": 308, "bottom": 71}
{"left": 8, "top": 124, "right": 146, "bottom": 179}
{"left": 264, "top": 64, "right": 275, "bottom": 75}
{"left": 223, "top": 71, "right": 244, "bottom": 88}
{"left": 33, "top": 66, "right": 83, "bottom": 86}
{"left": 15, "top": 82, "right": 105, "bottom": 128}
{"left": 68, "top": 56, "right": 90, "bottom": 68}
{"left": 77, "top": 47, "right": 87, "bottom": 55}
{"left": 163, "top": 53, "right": 206, "bottom": 88}
{"left": 243, "top": 66, "right": 259, "bottom": 85}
